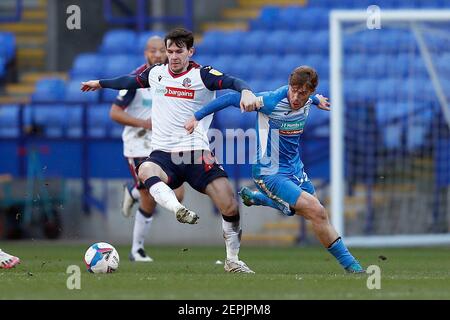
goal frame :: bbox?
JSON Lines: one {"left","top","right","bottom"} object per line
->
{"left": 329, "top": 9, "right": 450, "bottom": 247}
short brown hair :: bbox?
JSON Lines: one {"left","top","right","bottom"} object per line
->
{"left": 164, "top": 28, "right": 194, "bottom": 50}
{"left": 289, "top": 66, "right": 319, "bottom": 91}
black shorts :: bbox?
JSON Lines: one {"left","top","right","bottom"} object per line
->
{"left": 127, "top": 157, "right": 147, "bottom": 190}
{"left": 136, "top": 150, "right": 228, "bottom": 193}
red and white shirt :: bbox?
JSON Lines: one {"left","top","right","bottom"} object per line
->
{"left": 136, "top": 61, "right": 236, "bottom": 152}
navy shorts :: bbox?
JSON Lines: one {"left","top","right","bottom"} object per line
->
{"left": 136, "top": 150, "right": 228, "bottom": 193}
{"left": 254, "top": 171, "right": 315, "bottom": 207}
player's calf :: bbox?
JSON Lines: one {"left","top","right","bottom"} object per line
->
{"left": 293, "top": 193, "right": 364, "bottom": 273}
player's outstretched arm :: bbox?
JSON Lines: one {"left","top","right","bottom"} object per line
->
{"left": 80, "top": 75, "right": 146, "bottom": 92}
{"left": 184, "top": 86, "right": 289, "bottom": 134}
{"left": 81, "top": 66, "right": 151, "bottom": 92}
{"left": 184, "top": 92, "right": 241, "bottom": 134}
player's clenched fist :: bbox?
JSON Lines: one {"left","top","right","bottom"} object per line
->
{"left": 240, "top": 89, "right": 260, "bottom": 113}
{"left": 81, "top": 80, "right": 102, "bottom": 92}
{"left": 184, "top": 116, "right": 199, "bottom": 134}
{"left": 315, "top": 94, "right": 331, "bottom": 111}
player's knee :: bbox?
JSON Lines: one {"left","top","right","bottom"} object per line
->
{"left": 310, "top": 203, "right": 327, "bottom": 224}
{"left": 222, "top": 199, "right": 239, "bottom": 217}
{"left": 137, "top": 162, "right": 156, "bottom": 182}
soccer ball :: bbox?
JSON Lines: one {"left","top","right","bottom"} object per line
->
{"left": 84, "top": 242, "right": 120, "bottom": 273}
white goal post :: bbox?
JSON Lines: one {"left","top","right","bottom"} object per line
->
{"left": 330, "top": 9, "right": 450, "bottom": 247}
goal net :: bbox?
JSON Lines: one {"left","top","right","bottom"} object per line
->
{"left": 330, "top": 9, "right": 450, "bottom": 246}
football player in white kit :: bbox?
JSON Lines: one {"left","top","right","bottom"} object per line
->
{"left": 81, "top": 28, "right": 260, "bottom": 273}
{"left": 0, "top": 249, "right": 20, "bottom": 269}
{"left": 109, "top": 36, "right": 185, "bottom": 262}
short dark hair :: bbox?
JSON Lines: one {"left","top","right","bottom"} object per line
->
{"left": 289, "top": 66, "right": 319, "bottom": 91}
{"left": 164, "top": 28, "right": 194, "bottom": 50}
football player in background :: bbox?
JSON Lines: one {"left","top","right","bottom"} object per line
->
{"left": 109, "top": 36, "right": 184, "bottom": 262}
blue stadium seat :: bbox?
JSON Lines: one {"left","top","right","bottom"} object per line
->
{"left": 264, "top": 78, "right": 286, "bottom": 93}
{"left": 308, "top": 0, "right": 347, "bottom": 8}
{"left": 393, "top": 53, "right": 411, "bottom": 76}
{"left": 249, "top": 80, "right": 272, "bottom": 92}
{"left": 315, "top": 78, "right": 329, "bottom": 96}
{"left": 400, "top": 77, "right": 434, "bottom": 100}
{"left": 218, "top": 31, "right": 246, "bottom": 55}
{"left": 227, "top": 54, "right": 258, "bottom": 80}
{"left": 344, "top": 79, "right": 377, "bottom": 102}
{"left": 344, "top": 79, "right": 358, "bottom": 102}
{"left": 277, "top": 6, "right": 302, "bottom": 30}
{"left": 210, "top": 55, "right": 235, "bottom": 75}
{"left": 395, "top": 53, "right": 428, "bottom": 78}
{"left": 70, "top": 53, "right": 105, "bottom": 79}
{"left": 32, "top": 78, "right": 66, "bottom": 102}
{"left": 136, "top": 31, "right": 165, "bottom": 53}
{"left": 275, "top": 54, "right": 301, "bottom": 79}
{"left": 262, "top": 31, "right": 289, "bottom": 54}
{"left": 102, "top": 89, "right": 120, "bottom": 103}
{"left": 306, "top": 102, "right": 330, "bottom": 138}
{"left": 66, "top": 105, "right": 83, "bottom": 138}
{"left": 407, "top": 121, "right": 429, "bottom": 150}
{"left": 65, "top": 80, "right": 99, "bottom": 102}
{"left": 360, "top": 79, "right": 378, "bottom": 102}
{"left": 296, "top": 8, "right": 326, "bottom": 30}
{"left": 87, "top": 104, "right": 110, "bottom": 138}
{"left": 250, "top": 6, "right": 281, "bottom": 30}
{"left": 302, "top": 55, "right": 325, "bottom": 75}
{"left": 110, "top": 120, "right": 123, "bottom": 138}
{"left": 241, "top": 31, "right": 266, "bottom": 54}
{"left": 384, "top": 123, "right": 403, "bottom": 149}
{"left": 307, "top": 31, "right": 329, "bottom": 54}
{"left": 0, "top": 32, "right": 15, "bottom": 61}
{"left": 345, "top": 54, "right": 366, "bottom": 77}
{"left": 252, "top": 55, "right": 281, "bottom": 79}
{"left": 365, "top": 54, "right": 390, "bottom": 78}
{"left": 214, "top": 106, "right": 245, "bottom": 132}
{"left": 0, "top": 57, "right": 6, "bottom": 79}
{"left": 195, "top": 30, "right": 224, "bottom": 55}
{"left": 376, "top": 101, "right": 408, "bottom": 150}
{"left": 99, "top": 29, "right": 136, "bottom": 55}
{"left": 24, "top": 105, "right": 67, "bottom": 137}
{"left": 193, "top": 54, "right": 214, "bottom": 66}
{"left": 132, "top": 55, "right": 146, "bottom": 70}
{"left": 285, "top": 31, "right": 311, "bottom": 54}
{"left": 377, "top": 78, "right": 399, "bottom": 101}
{"left": 0, "top": 105, "right": 20, "bottom": 137}
{"left": 100, "top": 54, "right": 137, "bottom": 78}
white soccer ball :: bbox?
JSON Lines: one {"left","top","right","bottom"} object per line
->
{"left": 84, "top": 242, "right": 120, "bottom": 273}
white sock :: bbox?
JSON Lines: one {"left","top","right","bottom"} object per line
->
{"left": 149, "top": 181, "right": 183, "bottom": 214}
{"left": 132, "top": 209, "right": 153, "bottom": 254}
{"left": 131, "top": 186, "right": 140, "bottom": 200}
{"left": 222, "top": 217, "right": 241, "bottom": 262}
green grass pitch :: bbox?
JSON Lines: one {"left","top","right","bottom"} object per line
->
{"left": 1, "top": 242, "right": 450, "bottom": 299}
